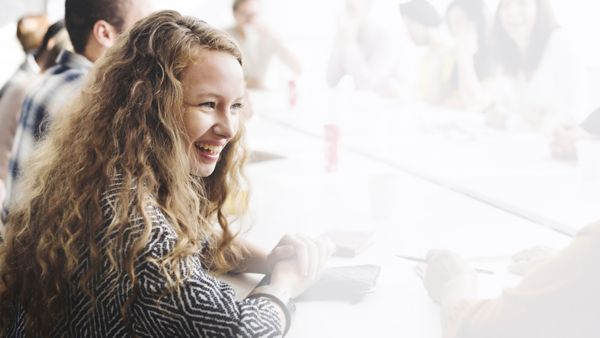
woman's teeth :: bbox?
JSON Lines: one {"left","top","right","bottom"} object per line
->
{"left": 195, "top": 143, "right": 222, "bottom": 155}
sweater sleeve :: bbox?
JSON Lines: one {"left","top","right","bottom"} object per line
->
{"left": 131, "top": 206, "right": 283, "bottom": 338}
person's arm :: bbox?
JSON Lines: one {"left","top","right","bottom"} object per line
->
{"left": 233, "top": 239, "right": 276, "bottom": 274}
{"left": 252, "top": 22, "right": 302, "bottom": 78}
{"left": 0, "top": 76, "right": 34, "bottom": 182}
{"left": 136, "top": 205, "right": 333, "bottom": 337}
{"left": 424, "top": 250, "right": 478, "bottom": 325}
{"left": 538, "top": 31, "right": 589, "bottom": 133}
{"left": 549, "top": 122, "right": 590, "bottom": 160}
{"left": 270, "top": 34, "right": 302, "bottom": 77}
{"left": 326, "top": 30, "right": 348, "bottom": 87}
{"left": 134, "top": 219, "right": 285, "bottom": 337}
{"left": 425, "top": 221, "right": 600, "bottom": 338}
{"left": 341, "top": 29, "right": 401, "bottom": 91}
{"left": 581, "top": 106, "right": 600, "bottom": 135}
{"left": 455, "top": 48, "right": 494, "bottom": 112}
{"left": 234, "top": 234, "right": 334, "bottom": 275}
{"left": 136, "top": 257, "right": 286, "bottom": 337}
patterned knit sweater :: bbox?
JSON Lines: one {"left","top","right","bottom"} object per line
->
{"left": 7, "top": 180, "right": 282, "bottom": 337}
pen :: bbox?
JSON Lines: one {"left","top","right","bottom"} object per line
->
{"left": 395, "top": 254, "right": 495, "bottom": 275}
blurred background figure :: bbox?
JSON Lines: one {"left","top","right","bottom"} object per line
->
{"left": 2, "top": 0, "right": 150, "bottom": 224}
{"left": 550, "top": 106, "right": 600, "bottom": 160}
{"left": 400, "top": 0, "right": 453, "bottom": 104}
{"left": 326, "top": 0, "right": 407, "bottom": 96}
{"left": 16, "top": 14, "right": 48, "bottom": 54}
{"left": 443, "top": 0, "right": 495, "bottom": 111}
{"left": 226, "top": 0, "right": 302, "bottom": 89}
{"left": 0, "top": 20, "right": 70, "bottom": 218}
{"left": 423, "top": 218, "right": 600, "bottom": 338}
{"left": 486, "top": 0, "right": 590, "bottom": 132}
{"left": 0, "top": 14, "right": 49, "bottom": 99}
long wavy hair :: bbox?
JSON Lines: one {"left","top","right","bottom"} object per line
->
{"left": 0, "top": 10, "right": 248, "bottom": 336}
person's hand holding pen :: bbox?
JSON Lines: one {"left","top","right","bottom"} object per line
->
{"left": 422, "top": 250, "right": 478, "bottom": 316}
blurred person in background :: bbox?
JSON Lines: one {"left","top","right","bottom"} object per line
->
{"left": 550, "top": 106, "right": 600, "bottom": 160}
{"left": 326, "top": 0, "right": 407, "bottom": 96}
{"left": 485, "top": 0, "right": 590, "bottom": 133}
{"left": 400, "top": 0, "right": 454, "bottom": 104}
{"left": 422, "top": 217, "right": 600, "bottom": 338}
{"left": 443, "top": 0, "right": 495, "bottom": 111}
{"left": 2, "top": 0, "right": 150, "bottom": 224}
{"left": 16, "top": 14, "right": 48, "bottom": 55}
{"left": 0, "top": 21, "right": 72, "bottom": 224}
{"left": 0, "top": 14, "right": 49, "bottom": 99}
{"left": 226, "top": 0, "right": 302, "bottom": 89}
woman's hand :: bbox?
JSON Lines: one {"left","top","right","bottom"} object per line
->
{"left": 269, "top": 234, "right": 334, "bottom": 298}
{"left": 423, "top": 250, "right": 477, "bottom": 307}
{"left": 549, "top": 123, "right": 584, "bottom": 160}
{"left": 508, "top": 245, "right": 557, "bottom": 276}
{"left": 454, "top": 30, "right": 478, "bottom": 59}
{"left": 484, "top": 107, "right": 508, "bottom": 129}
{"left": 264, "top": 237, "right": 296, "bottom": 270}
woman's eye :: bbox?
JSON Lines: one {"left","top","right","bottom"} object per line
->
{"left": 200, "top": 102, "right": 216, "bottom": 109}
{"left": 232, "top": 103, "right": 243, "bottom": 111}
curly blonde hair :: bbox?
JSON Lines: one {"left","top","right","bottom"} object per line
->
{"left": 0, "top": 10, "right": 248, "bottom": 336}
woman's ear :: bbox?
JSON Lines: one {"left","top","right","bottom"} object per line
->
{"left": 92, "top": 19, "right": 119, "bottom": 49}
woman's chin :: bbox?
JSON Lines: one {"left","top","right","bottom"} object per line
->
{"left": 189, "top": 161, "right": 217, "bottom": 177}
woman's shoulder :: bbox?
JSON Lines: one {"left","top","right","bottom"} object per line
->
{"left": 145, "top": 203, "right": 179, "bottom": 241}
{"left": 99, "top": 175, "right": 179, "bottom": 242}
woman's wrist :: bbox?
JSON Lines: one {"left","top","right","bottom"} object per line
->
{"left": 234, "top": 240, "right": 272, "bottom": 274}
{"left": 248, "top": 284, "right": 296, "bottom": 335}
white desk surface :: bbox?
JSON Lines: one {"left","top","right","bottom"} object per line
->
{"left": 250, "top": 90, "right": 600, "bottom": 234}
{"left": 221, "top": 103, "right": 574, "bottom": 337}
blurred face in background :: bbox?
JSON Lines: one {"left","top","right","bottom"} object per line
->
{"left": 124, "top": 0, "right": 153, "bottom": 31}
{"left": 234, "top": 0, "right": 261, "bottom": 28}
{"left": 447, "top": 6, "right": 475, "bottom": 38}
{"left": 499, "top": 0, "right": 537, "bottom": 44}
{"left": 403, "top": 16, "right": 430, "bottom": 46}
{"left": 345, "top": 0, "right": 372, "bottom": 23}
{"left": 17, "top": 15, "right": 49, "bottom": 52}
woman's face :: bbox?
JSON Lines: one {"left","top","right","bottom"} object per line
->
{"left": 234, "top": 0, "right": 261, "bottom": 28}
{"left": 499, "top": 0, "right": 537, "bottom": 43}
{"left": 403, "top": 16, "right": 429, "bottom": 46}
{"left": 181, "top": 49, "right": 245, "bottom": 177}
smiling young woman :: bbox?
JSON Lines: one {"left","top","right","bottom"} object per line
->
{"left": 180, "top": 48, "right": 244, "bottom": 178}
{"left": 0, "top": 10, "right": 331, "bottom": 337}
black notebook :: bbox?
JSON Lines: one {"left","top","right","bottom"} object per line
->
{"left": 257, "top": 264, "right": 381, "bottom": 303}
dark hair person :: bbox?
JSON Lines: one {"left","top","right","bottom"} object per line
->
{"left": 444, "top": 0, "right": 495, "bottom": 111}
{"left": 486, "top": 0, "right": 590, "bottom": 131}
{"left": 493, "top": 0, "right": 558, "bottom": 77}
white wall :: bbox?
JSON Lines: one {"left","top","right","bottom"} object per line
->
{"left": 1, "top": 0, "right": 599, "bottom": 88}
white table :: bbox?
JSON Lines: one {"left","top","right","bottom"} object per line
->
{"left": 222, "top": 111, "right": 572, "bottom": 337}
{"left": 250, "top": 90, "right": 600, "bottom": 234}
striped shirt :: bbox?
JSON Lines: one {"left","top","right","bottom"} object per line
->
{"left": 2, "top": 50, "right": 92, "bottom": 222}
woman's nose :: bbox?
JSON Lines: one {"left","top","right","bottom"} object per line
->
{"left": 214, "top": 110, "right": 237, "bottom": 138}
